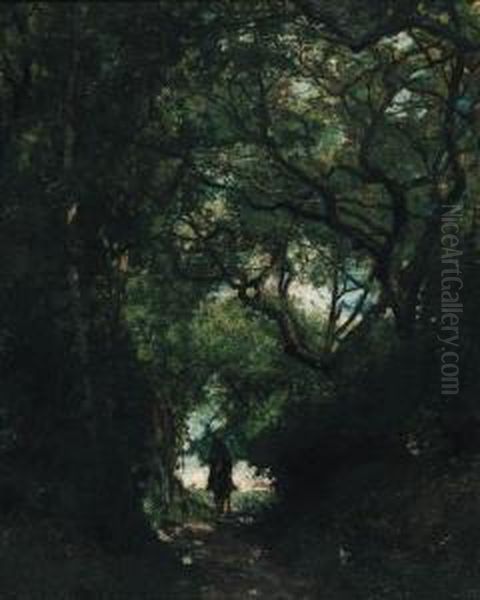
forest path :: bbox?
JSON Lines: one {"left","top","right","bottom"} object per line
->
{"left": 165, "top": 515, "right": 315, "bottom": 600}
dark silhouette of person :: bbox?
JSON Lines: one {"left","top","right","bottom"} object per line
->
{"left": 207, "top": 436, "right": 235, "bottom": 515}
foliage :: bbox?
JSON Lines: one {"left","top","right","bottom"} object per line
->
{"left": 1, "top": 2, "right": 479, "bottom": 577}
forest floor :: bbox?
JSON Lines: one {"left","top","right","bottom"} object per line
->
{"left": 169, "top": 453, "right": 480, "bottom": 600}
{"left": 162, "top": 461, "right": 314, "bottom": 599}
{"left": 160, "top": 460, "right": 315, "bottom": 599}
{"left": 5, "top": 455, "right": 480, "bottom": 598}
{"left": 165, "top": 514, "right": 315, "bottom": 600}
{"left": 0, "top": 502, "right": 315, "bottom": 600}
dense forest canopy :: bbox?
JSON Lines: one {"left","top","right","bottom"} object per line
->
{"left": 0, "top": 0, "right": 479, "bottom": 557}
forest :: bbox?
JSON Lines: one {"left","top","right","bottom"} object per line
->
{"left": 0, "top": 1, "right": 479, "bottom": 598}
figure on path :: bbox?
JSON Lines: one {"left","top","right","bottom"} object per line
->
{"left": 207, "top": 435, "right": 235, "bottom": 515}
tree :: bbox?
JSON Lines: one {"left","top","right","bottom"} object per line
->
{"left": 0, "top": 1, "right": 207, "bottom": 549}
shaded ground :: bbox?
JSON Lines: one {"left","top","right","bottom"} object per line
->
{"left": 254, "top": 455, "right": 480, "bottom": 600}
{"left": 166, "top": 515, "right": 315, "bottom": 600}
{"left": 0, "top": 513, "right": 183, "bottom": 599}
{"left": 6, "top": 454, "right": 480, "bottom": 598}
{"left": 0, "top": 507, "right": 314, "bottom": 599}
{"left": 169, "top": 458, "right": 311, "bottom": 598}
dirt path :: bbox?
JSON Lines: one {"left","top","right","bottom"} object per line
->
{"left": 165, "top": 516, "right": 315, "bottom": 600}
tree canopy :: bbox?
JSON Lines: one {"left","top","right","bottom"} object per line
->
{"left": 0, "top": 0, "right": 479, "bottom": 556}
